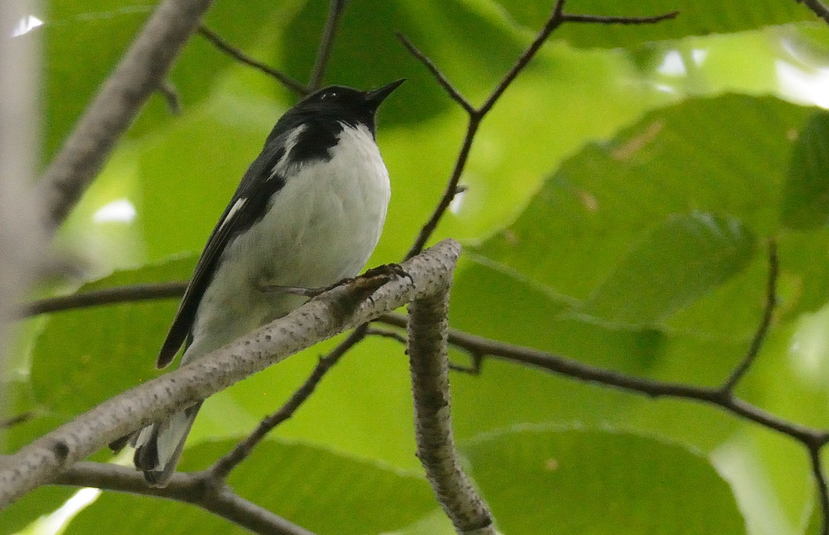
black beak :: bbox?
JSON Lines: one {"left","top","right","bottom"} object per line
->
{"left": 364, "top": 79, "right": 406, "bottom": 109}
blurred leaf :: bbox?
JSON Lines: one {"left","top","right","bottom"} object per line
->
{"left": 583, "top": 212, "right": 756, "bottom": 326}
{"left": 28, "top": 257, "right": 194, "bottom": 436}
{"left": 463, "top": 427, "right": 746, "bottom": 534}
{"left": 782, "top": 112, "right": 829, "bottom": 229}
{"left": 492, "top": 0, "right": 811, "bottom": 49}
{"left": 66, "top": 440, "right": 436, "bottom": 535}
{"left": 474, "top": 95, "right": 814, "bottom": 336}
{"left": 42, "top": 0, "right": 299, "bottom": 159}
{"left": 0, "top": 486, "right": 75, "bottom": 535}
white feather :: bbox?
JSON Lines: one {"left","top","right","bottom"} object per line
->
{"left": 185, "top": 122, "right": 390, "bottom": 360}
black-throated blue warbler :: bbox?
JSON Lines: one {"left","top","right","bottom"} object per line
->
{"left": 131, "top": 79, "right": 404, "bottom": 486}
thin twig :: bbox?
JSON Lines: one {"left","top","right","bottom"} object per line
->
{"left": 308, "top": 0, "right": 348, "bottom": 91}
{"left": 720, "top": 240, "right": 778, "bottom": 393}
{"left": 54, "top": 462, "right": 313, "bottom": 535}
{"left": 396, "top": 34, "right": 475, "bottom": 114}
{"left": 0, "top": 412, "right": 33, "bottom": 429}
{"left": 197, "top": 25, "right": 308, "bottom": 95}
{"left": 38, "top": 0, "right": 215, "bottom": 231}
{"left": 562, "top": 11, "right": 679, "bottom": 25}
{"left": 810, "top": 446, "right": 829, "bottom": 535}
{"left": 377, "top": 313, "right": 829, "bottom": 448}
{"left": 408, "top": 285, "right": 495, "bottom": 533}
{"left": 365, "top": 326, "right": 408, "bottom": 345}
{"left": 402, "top": 0, "right": 678, "bottom": 259}
{"left": 157, "top": 79, "right": 182, "bottom": 115}
{"left": 19, "top": 282, "right": 187, "bottom": 318}
{"left": 211, "top": 325, "right": 367, "bottom": 479}
{"left": 797, "top": 0, "right": 829, "bottom": 24}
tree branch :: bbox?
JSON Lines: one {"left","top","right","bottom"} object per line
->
{"left": 720, "top": 240, "right": 778, "bottom": 393}
{"left": 197, "top": 25, "right": 309, "bottom": 95}
{"left": 38, "top": 0, "right": 215, "bottom": 231}
{"left": 809, "top": 447, "right": 829, "bottom": 535}
{"left": 377, "top": 313, "right": 829, "bottom": 447}
{"left": 407, "top": 284, "right": 494, "bottom": 534}
{"left": 796, "top": 0, "right": 829, "bottom": 24}
{"left": 19, "top": 282, "right": 187, "bottom": 318}
{"left": 401, "top": 0, "right": 678, "bottom": 259}
{"left": 308, "top": 0, "right": 348, "bottom": 91}
{"left": 210, "top": 325, "right": 367, "bottom": 479}
{"left": 54, "top": 462, "right": 313, "bottom": 535}
{"left": 0, "top": 240, "right": 460, "bottom": 509}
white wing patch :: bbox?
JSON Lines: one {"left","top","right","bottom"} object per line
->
{"left": 269, "top": 124, "right": 307, "bottom": 180}
{"left": 218, "top": 197, "right": 247, "bottom": 232}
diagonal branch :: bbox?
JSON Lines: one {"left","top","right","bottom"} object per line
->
{"left": 211, "top": 325, "right": 367, "bottom": 479}
{"left": 38, "top": 0, "right": 215, "bottom": 231}
{"left": 0, "top": 240, "right": 460, "bottom": 509}
{"left": 197, "top": 25, "right": 309, "bottom": 95}
{"left": 402, "top": 0, "right": 679, "bottom": 259}
{"left": 720, "top": 240, "right": 778, "bottom": 393}
{"left": 54, "top": 462, "right": 312, "bottom": 535}
{"left": 308, "top": 0, "right": 348, "bottom": 91}
{"left": 396, "top": 33, "right": 475, "bottom": 114}
{"left": 796, "top": 0, "right": 829, "bottom": 24}
{"left": 407, "top": 280, "right": 494, "bottom": 534}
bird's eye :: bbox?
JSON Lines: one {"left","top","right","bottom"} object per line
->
{"left": 321, "top": 90, "right": 337, "bottom": 101}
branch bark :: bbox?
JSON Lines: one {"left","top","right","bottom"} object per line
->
{"left": 38, "top": 0, "right": 214, "bottom": 230}
{"left": 54, "top": 462, "right": 313, "bottom": 535}
{"left": 408, "top": 286, "right": 494, "bottom": 533}
{"left": 0, "top": 240, "right": 460, "bottom": 509}
{"left": 0, "top": 0, "right": 45, "bottom": 436}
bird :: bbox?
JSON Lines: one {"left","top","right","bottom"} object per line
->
{"left": 130, "top": 79, "right": 405, "bottom": 487}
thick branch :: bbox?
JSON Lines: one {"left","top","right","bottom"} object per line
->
{"left": 55, "top": 462, "right": 312, "bottom": 535}
{"left": 308, "top": 0, "right": 348, "bottom": 91}
{"left": 0, "top": 240, "right": 460, "bottom": 509}
{"left": 408, "top": 287, "right": 494, "bottom": 533}
{"left": 197, "top": 26, "right": 308, "bottom": 95}
{"left": 211, "top": 325, "right": 367, "bottom": 479}
{"left": 38, "top": 0, "right": 215, "bottom": 230}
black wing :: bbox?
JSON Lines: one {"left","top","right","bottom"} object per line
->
{"left": 156, "top": 142, "right": 288, "bottom": 368}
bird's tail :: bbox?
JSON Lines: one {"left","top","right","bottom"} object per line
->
{"left": 132, "top": 402, "right": 202, "bottom": 487}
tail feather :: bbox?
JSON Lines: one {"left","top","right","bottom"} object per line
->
{"left": 133, "top": 402, "right": 202, "bottom": 487}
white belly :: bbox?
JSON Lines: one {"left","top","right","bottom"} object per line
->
{"left": 186, "top": 123, "right": 390, "bottom": 359}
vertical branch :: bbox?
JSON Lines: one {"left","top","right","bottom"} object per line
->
{"left": 0, "top": 0, "right": 45, "bottom": 433}
{"left": 38, "top": 0, "right": 215, "bottom": 230}
{"left": 407, "top": 284, "right": 495, "bottom": 533}
{"left": 308, "top": 0, "right": 347, "bottom": 91}
{"left": 810, "top": 446, "right": 829, "bottom": 535}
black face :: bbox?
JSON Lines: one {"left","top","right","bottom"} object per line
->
{"left": 278, "top": 80, "right": 405, "bottom": 134}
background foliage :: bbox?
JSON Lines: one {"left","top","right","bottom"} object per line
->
{"left": 5, "top": 0, "right": 829, "bottom": 533}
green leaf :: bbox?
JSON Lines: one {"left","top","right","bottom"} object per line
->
{"left": 473, "top": 95, "right": 814, "bottom": 336}
{"left": 0, "top": 486, "right": 75, "bottom": 534}
{"left": 462, "top": 427, "right": 746, "bottom": 534}
{"left": 782, "top": 112, "right": 829, "bottom": 229}
{"left": 582, "top": 212, "right": 756, "bottom": 326}
{"left": 27, "top": 257, "right": 194, "bottom": 443}
{"left": 492, "top": 0, "right": 811, "bottom": 49}
{"left": 65, "top": 440, "right": 436, "bottom": 535}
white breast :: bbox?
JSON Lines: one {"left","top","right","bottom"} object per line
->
{"left": 186, "top": 123, "right": 390, "bottom": 359}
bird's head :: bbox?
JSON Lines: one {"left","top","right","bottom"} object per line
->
{"left": 282, "top": 79, "right": 405, "bottom": 133}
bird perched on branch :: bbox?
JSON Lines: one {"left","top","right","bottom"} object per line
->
{"left": 129, "top": 80, "right": 404, "bottom": 486}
